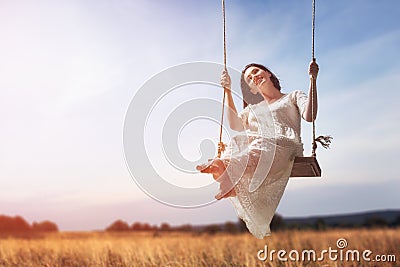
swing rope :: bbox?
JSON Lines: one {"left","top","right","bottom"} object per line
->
{"left": 311, "top": 0, "right": 332, "bottom": 156}
{"left": 217, "top": 0, "right": 227, "bottom": 158}
{"left": 311, "top": 0, "right": 316, "bottom": 61}
{"left": 311, "top": 0, "right": 317, "bottom": 156}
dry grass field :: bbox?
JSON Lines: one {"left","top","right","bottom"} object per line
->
{"left": 0, "top": 228, "right": 399, "bottom": 267}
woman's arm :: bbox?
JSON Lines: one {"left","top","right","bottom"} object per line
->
{"left": 303, "top": 59, "right": 319, "bottom": 122}
{"left": 221, "top": 70, "right": 244, "bottom": 131}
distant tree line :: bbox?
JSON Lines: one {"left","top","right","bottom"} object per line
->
{"left": 104, "top": 214, "right": 291, "bottom": 235}
{"left": 105, "top": 213, "right": 400, "bottom": 234}
{"left": 105, "top": 220, "right": 194, "bottom": 232}
{"left": 2, "top": 212, "right": 398, "bottom": 235}
{"left": 278, "top": 214, "right": 400, "bottom": 231}
{"left": 0, "top": 215, "right": 58, "bottom": 233}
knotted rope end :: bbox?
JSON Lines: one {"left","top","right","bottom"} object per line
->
{"left": 315, "top": 135, "right": 333, "bottom": 149}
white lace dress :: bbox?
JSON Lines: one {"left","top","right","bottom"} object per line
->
{"left": 220, "top": 90, "right": 308, "bottom": 239}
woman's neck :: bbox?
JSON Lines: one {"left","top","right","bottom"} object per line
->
{"left": 260, "top": 85, "right": 284, "bottom": 104}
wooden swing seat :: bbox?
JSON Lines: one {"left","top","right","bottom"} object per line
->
{"left": 290, "top": 156, "right": 321, "bottom": 177}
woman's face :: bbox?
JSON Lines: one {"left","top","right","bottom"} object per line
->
{"left": 243, "top": 66, "right": 271, "bottom": 94}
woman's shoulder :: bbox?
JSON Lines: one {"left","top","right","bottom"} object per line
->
{"left": 286, "top": 90, "right": 307, "bottom": 101}
{"left": 286, "top": 90, "right": 305, "bottom": 96}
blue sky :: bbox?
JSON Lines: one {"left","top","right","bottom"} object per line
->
{"left": 0, "top": 0, "right": 399, "bottom": 230}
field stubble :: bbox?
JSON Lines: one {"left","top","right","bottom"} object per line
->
{"left": 0, "top": 228, "right": 399, "bottom": 267}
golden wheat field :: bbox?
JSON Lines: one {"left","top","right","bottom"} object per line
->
{"left": 0, "top": 228, "right": 399, "bottom": 267}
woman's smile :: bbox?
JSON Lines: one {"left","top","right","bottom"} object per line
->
{"left": 254, "top": 76, "right": 264, "bottom": 86}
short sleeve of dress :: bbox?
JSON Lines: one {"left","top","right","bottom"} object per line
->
{"left": 292, "top": 90, "right": 308, "bottom": 117}
{"left": 238, "top": 105, "right": 250, "bottom": 129}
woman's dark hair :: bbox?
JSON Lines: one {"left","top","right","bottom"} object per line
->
{"left": 240, "top": 63, "right": 281, "bottom": 108}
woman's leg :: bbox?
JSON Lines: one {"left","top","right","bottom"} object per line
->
{"left": 196, "top": 159, "right": 236, "bottom": 199}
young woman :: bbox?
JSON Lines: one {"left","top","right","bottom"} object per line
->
{"left": 197, "top": 60, "right": 319, "bottom": 238}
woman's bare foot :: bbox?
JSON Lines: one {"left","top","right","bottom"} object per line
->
{"left": 196, "top": 158, "right": 237, "bottom": 200}
{"left": 196, "top": 158, "right": 226, "bottom": 180}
